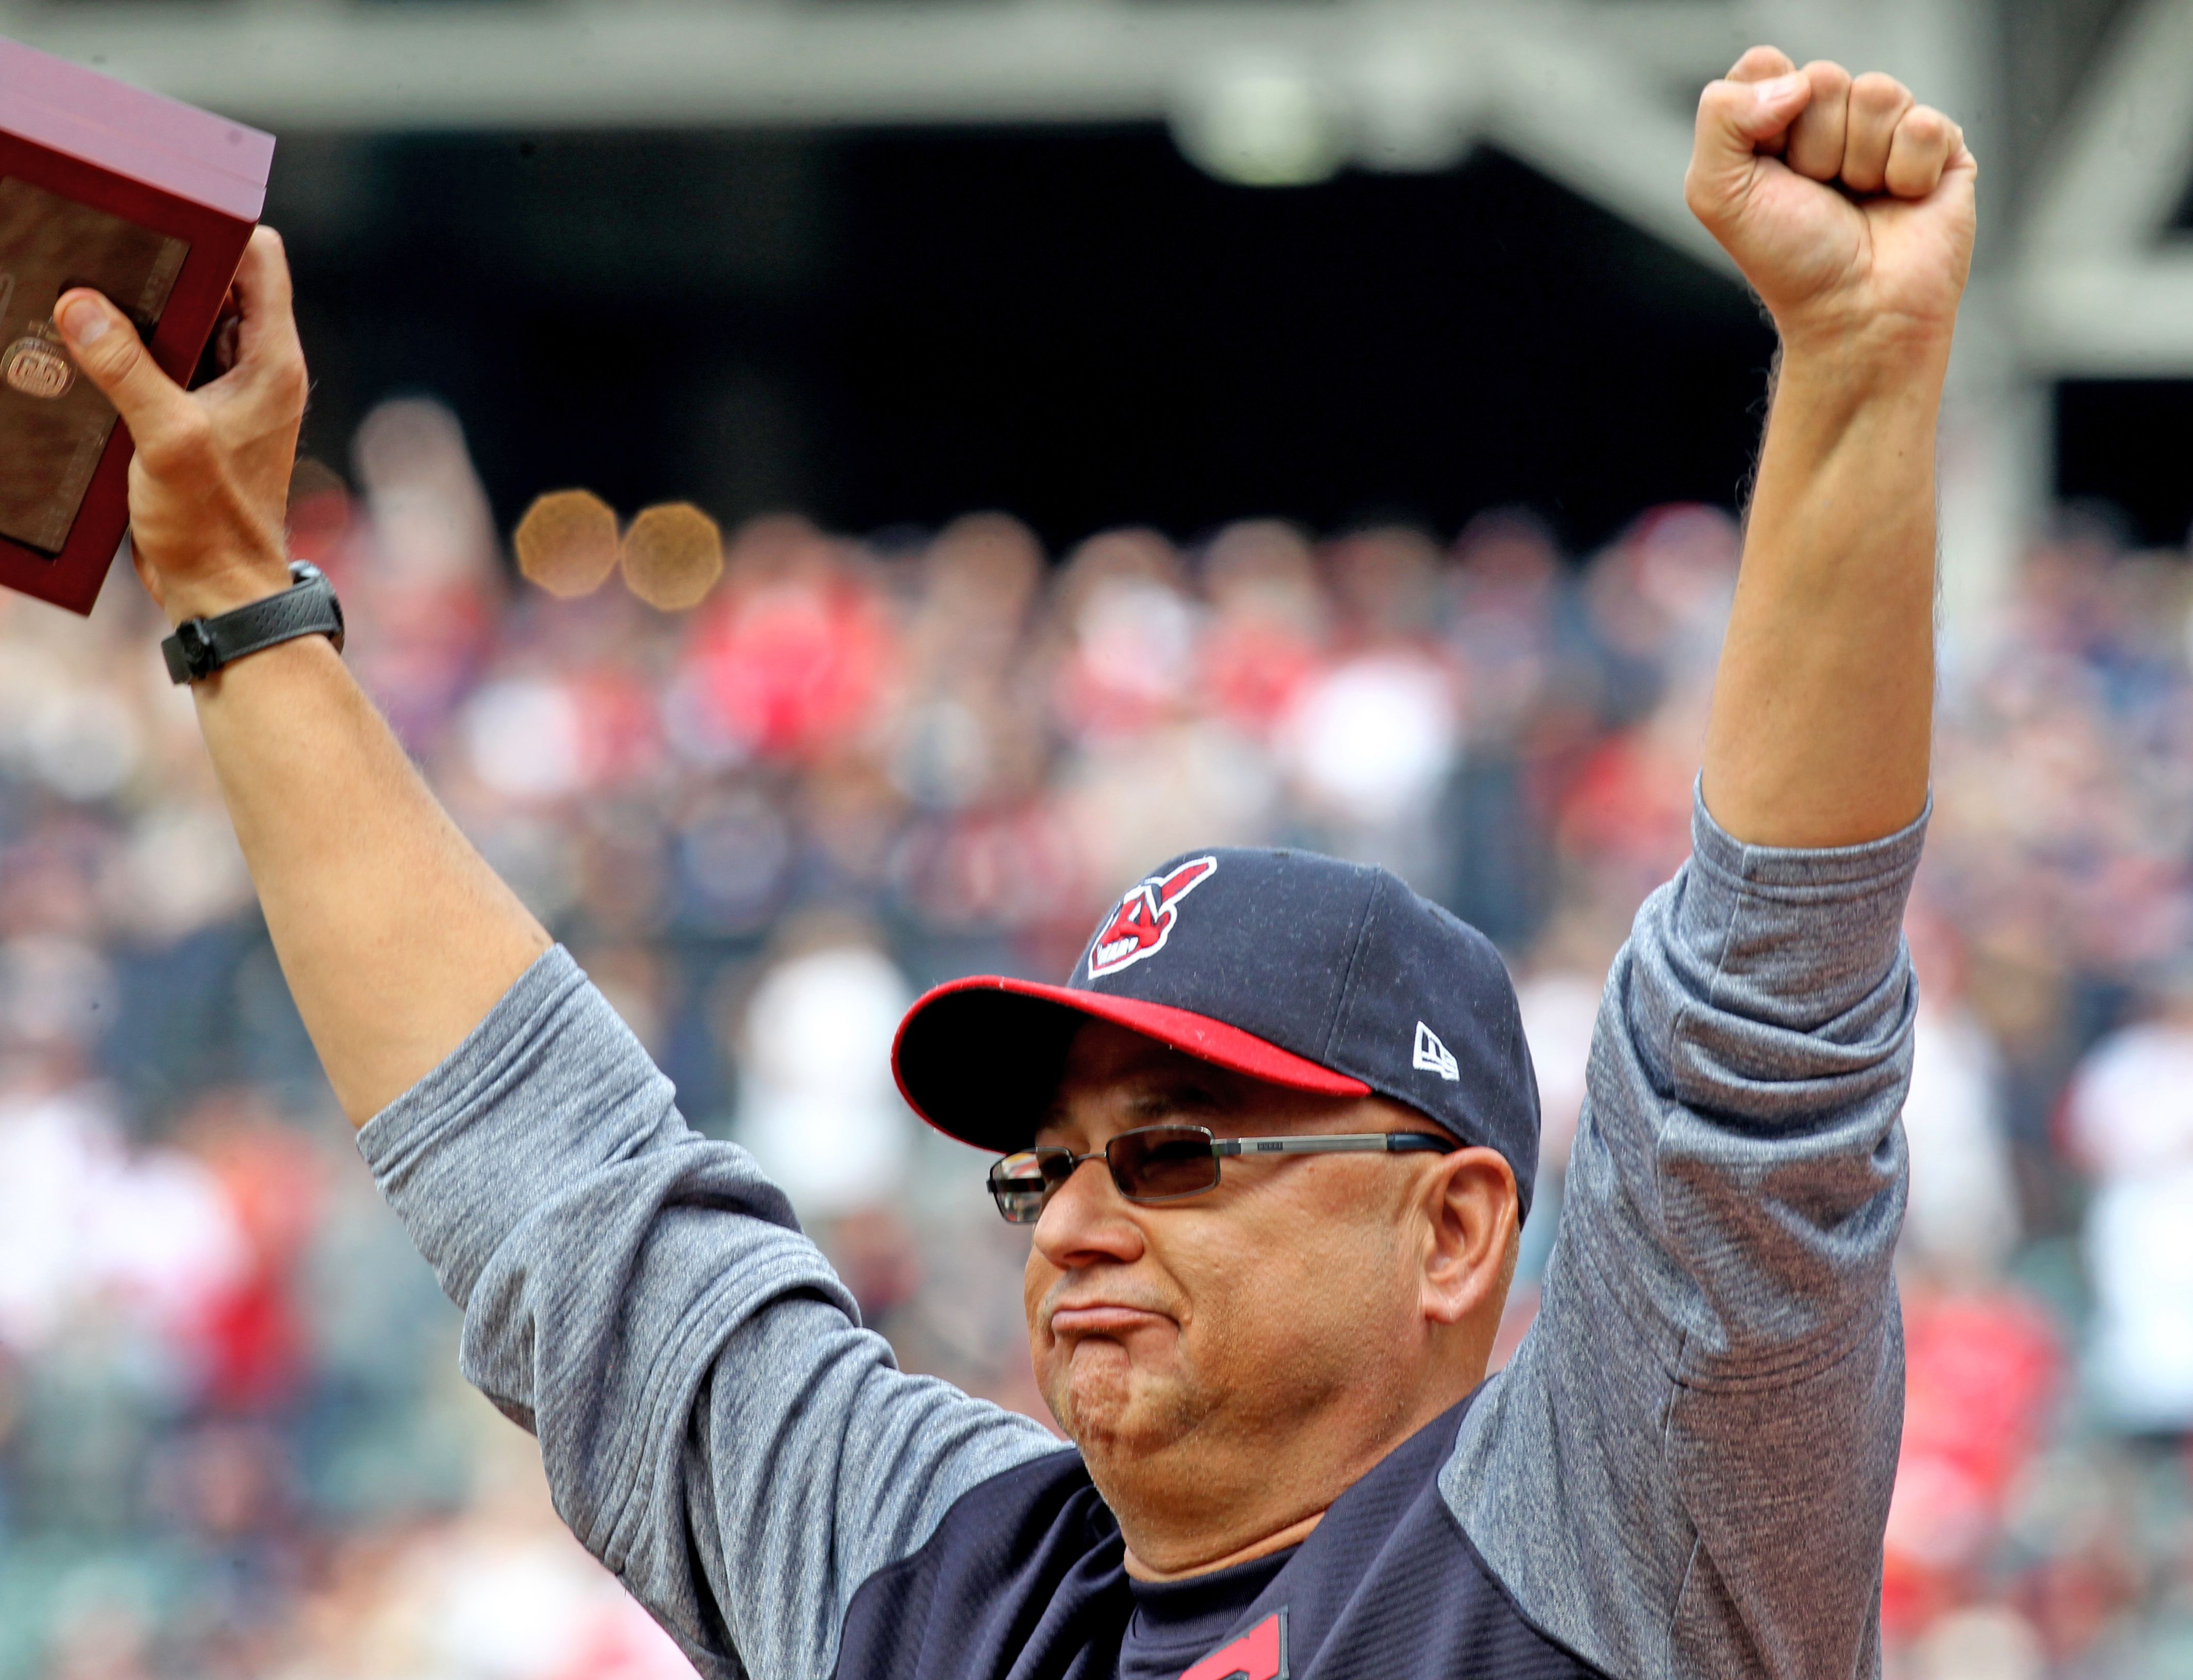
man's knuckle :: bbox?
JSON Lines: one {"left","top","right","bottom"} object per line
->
{"left": 1699, "top": 83, "right": 1753, "bottom": 134}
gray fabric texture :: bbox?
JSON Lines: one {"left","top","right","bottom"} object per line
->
{"left": 1450, "top": 790, "right": 1924, "bottom": 1678}
{"left": 357, "top": 954, "right": 1064, "bottom": 1680}
{"left": 359, "top": 785, "right": 1923, "bottom": 1680}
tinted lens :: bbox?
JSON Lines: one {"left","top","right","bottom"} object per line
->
{"left": 1109, "top": 1126, "right": 1220, "bottom": 1202}
{"left": 989, "top": 1148, "right": 1072, "bottom": 1224}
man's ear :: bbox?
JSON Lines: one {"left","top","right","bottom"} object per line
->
{"left": 1417, "top": 1147, "right": 1520, "bottom": 1329}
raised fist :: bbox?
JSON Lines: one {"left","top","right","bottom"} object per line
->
{"left": 1685, "top": 47, "right": 1977, "bottom": 356}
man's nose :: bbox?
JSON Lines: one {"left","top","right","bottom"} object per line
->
{"left": 1032, "top": 1153, "right": 1144, "bottom": 1268}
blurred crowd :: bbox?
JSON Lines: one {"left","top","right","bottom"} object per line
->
{"left": 5, "top": 397, "right": 2193, "bottom": 1677}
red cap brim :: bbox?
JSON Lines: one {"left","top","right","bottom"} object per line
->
{"left": 892, "top": 975, "right": 1371, "bottom": 1152}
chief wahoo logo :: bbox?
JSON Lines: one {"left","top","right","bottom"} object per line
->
{"left": 1178, "top": 1610, "right": 1287, "bottom": 1680}
{"left": 1087, "top": 855, "right": 1217, "bottom": 980}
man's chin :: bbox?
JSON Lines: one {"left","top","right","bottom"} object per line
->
{"left": 1046, "top": 1341, "right": 1204, "bottom": 1460}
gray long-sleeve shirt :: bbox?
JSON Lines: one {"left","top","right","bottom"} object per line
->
{"left": 360, "top": 791, "right": 1924, "bottom": 1678}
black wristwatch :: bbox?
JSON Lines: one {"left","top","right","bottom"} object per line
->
{"left": 161, "top": 561, "right": 345, "bottom": 686}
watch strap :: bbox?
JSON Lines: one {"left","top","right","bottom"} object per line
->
{"left": 162, "top": 562, "right": 345, "bottom": 686}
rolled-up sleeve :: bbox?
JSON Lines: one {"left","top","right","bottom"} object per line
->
{"left": 1449, "top": 786, "right": 1924, "bottom": 1680}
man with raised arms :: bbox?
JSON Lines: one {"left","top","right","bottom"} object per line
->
{"left": 54, "top": 45, "right": 1972, "bottom": 1679}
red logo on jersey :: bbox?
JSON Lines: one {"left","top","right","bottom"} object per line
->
{"left": 1088, "top": 856, "right": 1218, "bottom": 979}
{"left": 1177, "top": 1609, "right": 1287, "bottom": 1680}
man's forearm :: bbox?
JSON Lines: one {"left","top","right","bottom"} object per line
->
{"left": 1700, "top": 337, "right": 1945, "bottom": 848}
{"left": 1681, "top": 53, "right": 1973, "bottom": 848}
{"left": 194, "top": 633, "right": 551, "bottom": 1124}
{"left": 49, "top": 237, "right": 546, "bottom": 1122}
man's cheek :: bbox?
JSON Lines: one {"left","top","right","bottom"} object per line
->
{"left": 1022, "top": 1253, "right": 1052, "bottom": 1335}
{"left": 1183, "top": 1253, "right": 1354, "bottom": 1391}
{"left": 1032, "top": 1341, "right": 1075, "bottom": 1434}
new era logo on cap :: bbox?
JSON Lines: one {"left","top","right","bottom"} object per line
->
{"left": 1413, "top": 1021, "right": 1460, "bottom": 1081}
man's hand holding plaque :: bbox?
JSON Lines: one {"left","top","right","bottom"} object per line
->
{"left": 56, "top": 226, "right": 305, "bottom": 625}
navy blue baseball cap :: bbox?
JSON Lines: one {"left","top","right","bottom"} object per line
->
{"left": 892, "top": 846, "right": 1543, "bottom": 1217}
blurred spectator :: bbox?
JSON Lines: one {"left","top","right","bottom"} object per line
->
{"left": 891, "top": 512, "right": 1047, "bottom": 813}
{"left": 1882, "top": 1285, "right": 2061, "bottom": 1644}
{"left": 329, "top": 401, "right": 505, "bottom": 750}
{"left": 1437, "top": 512, "right": 1585, "bottom": 946}
{"left": 730, "top": 915, "right": 918, "bottom": 1221}
{"left": 672, "top": 515, "right": 896, "bottom": 768}
{"left": 1278, "top": 524, "right": 1460, "bottom": 884}
{"left": 1277, "top": 644, "right": 1458, "bottom": 880}
{"left": 1902, "top": 907, "right": 2021, "bottom": 1282}
{"left": 1050, "top": 528, "right": 1198, "bottom": 745}
{"left": 1510, "top": 960, "right": 1599, "bottom": 1294}
{"left": 2066, "top": 970, "right": 2193, "bottom": 1432}
{"left": 1197, "top": 520, "right": 1325, "bottom": 739}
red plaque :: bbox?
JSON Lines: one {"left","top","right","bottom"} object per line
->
{"left": 0, "top": 37, "right": 272, "bottom": 612}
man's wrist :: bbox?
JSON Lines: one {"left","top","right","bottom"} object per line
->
{"left": 161, "top": 560, "right": 345, "bottom": 687}
{"left": 1764, "top": 323, "right": 1956, "bottom": 440}
{"left": 1772, "top": 311, "right": 1957, "bottom": 386}
{"left": 159, "top": 553, "right": 298, "bottom": 626}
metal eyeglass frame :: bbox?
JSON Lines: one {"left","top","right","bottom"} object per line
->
{"left": 987, "top": 1122, "right": 1455, "bottom": 1224}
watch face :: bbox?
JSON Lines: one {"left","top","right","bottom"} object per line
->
{"left": 0, "top": 178, "right": 189, "bottom": 556}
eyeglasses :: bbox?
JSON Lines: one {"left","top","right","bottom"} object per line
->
{"left": 987, "top": 1123, "right": 1455, "bottom": 1224}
